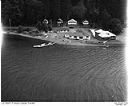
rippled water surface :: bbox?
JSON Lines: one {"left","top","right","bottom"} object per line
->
{"left": 1, "top": 35, "right": 126, "bottom": 102}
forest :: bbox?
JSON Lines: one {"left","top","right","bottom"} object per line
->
{"left": 1, "top": 0, "right": 126, "bottom": 34}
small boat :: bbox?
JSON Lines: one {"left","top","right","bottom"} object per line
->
{"left": 33, "top": 42, "right": 55, "bottom": 48}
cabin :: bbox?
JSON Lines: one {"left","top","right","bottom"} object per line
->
{"left": 57, "top": 18, "right": 63, "bottom": 27}
{"left": 55, "top": 27, "right": 69, "bottom": 33}
{"left": 43, "top": 19, "right": 48, "bottom": 24}
{"left": 64, "top": 33, "right": 90, "bottom": 41}
{"left": 68, "top": 19, "right": 77, "bottom": 28}
{"left": 82, "top": 20, "right": 89, "bottom": 27}
{"left": 90, "top": 29, "right": 116, "bottom": 40}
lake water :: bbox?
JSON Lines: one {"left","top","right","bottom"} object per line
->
{"left": 1, "top": 34, "right": 126, "bottom": 102}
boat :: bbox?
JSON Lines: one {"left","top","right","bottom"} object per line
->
{"left": 33, "top": 42, "right": 55, "bottom": 48}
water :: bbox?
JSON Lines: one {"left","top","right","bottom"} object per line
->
{"left": 1, "top": 34, "right": 126, "bottom": 102}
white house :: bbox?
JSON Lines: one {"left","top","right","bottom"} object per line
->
{"left": 68, "top": 19, "right": 77, "bottom": 25}
{"left": 57, "top": 18, "right": 63, "bottom": 26}
{"left": 57, "top": 18, "right": 63, "bottom": 24}
{"left": 82, "top": 20, "right": 89, "bottom": 25}
{"left": 90, "top": 29, "right": 116, "bottom": 40}
{"left": 43, "top": 19, "right": 48, "bottom": 24}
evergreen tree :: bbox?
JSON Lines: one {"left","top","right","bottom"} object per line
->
{"left": 61, "top": 0, "right": 72, "bottom": 21}
{"left": 2, "top": 0, "right": 22, "bottom": 26}
{"left": 108, "top": 18, "right": 123, "bottom": 35}
{"left": 69, "top": 0, "right": 87, "bottom": 22}
{"left": 1, "top": 0, "right": 125, "bottom": 27}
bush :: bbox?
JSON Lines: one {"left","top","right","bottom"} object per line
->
{"left": 17, "top": 25, "right": 24, "bottom": 33}
{"left": 108, "top": 18, "right": 123, "bottom": 35}
{"left": 35, "top": 21, "right": 42, "bottom": 31}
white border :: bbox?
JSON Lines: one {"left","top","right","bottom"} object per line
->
{"left": 125, "top": 0, "right": 128, "bottom": 102}
{"left": 0, "top": 0, "right": 2, "bottom": 103}
{"left": 0, "top": 0, "right": 128, "bottom": 106}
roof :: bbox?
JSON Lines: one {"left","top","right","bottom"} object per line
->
{"left": 68, "top": 19, "right": 77, "bottom": 23}
{"left": 57, "top": 18, "right": 63, "bottom": 24}
{"left": 43, "top": 19, "right": 48, "bottom": 24}
{"left": 58, "top": 18, "right": 63, "bottom": 22}
{"left": 82, "top": 20, "right": 89, "bottom": 25}
{"left": 90, "top": 29, "right": 116, "bottom": 38}
{"left": 95, "top": 29, "right": 116, "bottom": 38}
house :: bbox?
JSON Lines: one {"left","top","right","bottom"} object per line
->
{"left": 43, "top": 19, "right": 48, "bottom": 24}
{"left": 90, "top": 29, "right": 116, "bottom": 40}
{"left": 68, "top": 19, "right": 77, "bottom": 28}
{"left": 57, "top": 18, "right": 63, "bottom": 26}
{"left": 82, "top": 20, "right": 89, "bottom": 27}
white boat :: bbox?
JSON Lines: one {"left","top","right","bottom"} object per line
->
{"left": 33, "top": 42, "right": 55, "bottom": 48}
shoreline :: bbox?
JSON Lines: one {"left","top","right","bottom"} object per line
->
{"left": 4, "top": 30, "right": 124, "bottom": 47}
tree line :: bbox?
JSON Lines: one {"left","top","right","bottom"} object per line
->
{"left": 2, "top": 0, "right": 125, "bottom": 34}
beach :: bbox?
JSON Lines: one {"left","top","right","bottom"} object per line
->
{"left": 1, "top": 34, "right": 126, "bottom": 102}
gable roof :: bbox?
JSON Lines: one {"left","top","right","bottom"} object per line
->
{"left": 82, "top": 20, "right": 89, "bottom": 24}
{"left": 68, "top": 19, "right": 77, "bottom": 23}
{"left": 58, "top": 18, "right": 63, "bottom": 22}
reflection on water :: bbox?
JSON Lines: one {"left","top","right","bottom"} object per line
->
{"left": 1, "top": 35, "right": 126, "bottom": 101}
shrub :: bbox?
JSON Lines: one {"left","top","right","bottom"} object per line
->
{"left": 108, "top": 18, "right": 123, "bottom": 35}
{"left": 17, "top": 25, "right": 24, "bottom": 33}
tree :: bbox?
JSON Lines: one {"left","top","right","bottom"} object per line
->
{"left": 42, "top": 0, "right": 50, "bottom": 19}
{"left": 108, "top": 18, "right": 123, "bottom": 35}
{"left": 98, "top": 8, "right": 111, "bottom": 29}
{"left": 98, "top": 0, "right": 124, "bottom": 22}
{"left": 2, "top": 0, "right": 125, "bottom": 27}
{"left": 69, "top": 0, "right": 87, "bottom": 22}
{"left": 88, "top": 7, "right": 100, "bottom": 27}
{"left": 22, "top": 0, "right": 44, "bottom": 25}
{"left": 2, "top": 0, "right": 23, "bottom": 26}
{"left": 2, "top": 0, "right": 44, "bottom": 26}
{"left": 61, "top": 0, "right": 72, "bottom": 21}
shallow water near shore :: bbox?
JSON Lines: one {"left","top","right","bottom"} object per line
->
{"left": 1, "top": 34, "right": 127, "bottom": 102}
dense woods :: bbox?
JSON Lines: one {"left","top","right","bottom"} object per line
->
{"left": 1, "top": 0, "right": 125, "bottom": 33}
